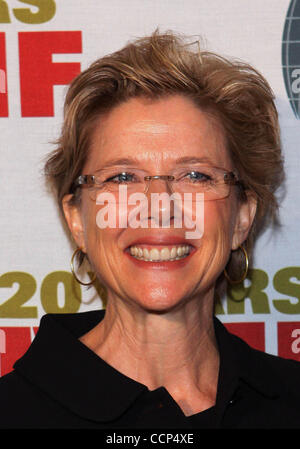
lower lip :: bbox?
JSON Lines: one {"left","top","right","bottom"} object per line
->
{"left": 124, "top": 248, "right": 196, "bottom": 270}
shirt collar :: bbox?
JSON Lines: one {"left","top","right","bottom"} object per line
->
{"left": 14, "top": 310, "right": 280, "bottom": 423}
{"left": 213, "top": 317, "right": 280, "bottom": 401}
{"left": 14, "top": 310, "right": 147, "bottom": 423}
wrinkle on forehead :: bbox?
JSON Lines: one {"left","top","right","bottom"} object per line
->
{"left": 127, "top": 120, "right": 173, "bottom": 135}
{"left": 134, "top": 151, "right": 176, "bottom": 162}
{"left": 87, "top": 96, "right": 233, "bottom": 171}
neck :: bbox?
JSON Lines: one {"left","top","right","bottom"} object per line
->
{"left": 80, "top": 290, "right": 220, "bottom": 415}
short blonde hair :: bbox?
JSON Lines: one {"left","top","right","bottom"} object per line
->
{"left": 44, "top": 30, "right": 284, "bottom": 280}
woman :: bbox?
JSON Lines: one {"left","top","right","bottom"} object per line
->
{"left": 1, "top": 30, "right": 300, "bottom": 429}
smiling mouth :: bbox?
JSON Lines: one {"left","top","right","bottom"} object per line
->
{"left": 128, "top": 244, "right": 192, "bottom": 262}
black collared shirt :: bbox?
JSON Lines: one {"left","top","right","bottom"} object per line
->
{"left": 1, "top": 310, "right": 300, "bottom": 428}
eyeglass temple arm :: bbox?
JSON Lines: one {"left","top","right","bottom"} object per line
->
{"left": 224, "top": 172, "right": 245, "bottom": 187}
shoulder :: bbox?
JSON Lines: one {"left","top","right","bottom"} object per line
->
{"left": 0, "top": 311, "right": 105, "bottom": 428}
{"left": 237, "top": 331, "right": 300, "bottom": 373}
{"left": 0, "top": 370, "right": 39, "bottom": 427}
{"left": 216, "top": 317, "right": 300, "bottom": 385}
{"left": 222, "top": 327, "right": 300, "bottom": 427}
{"left": 0, "top": 369, "right": 31, "bottom": 401}
{"left": 229, "top": 328, "right": 300, "bottom": 400}
{"left": 0, "top": 369, "right": 72, "bottom": 428}
{"left": 252, "top": 344, "right": 300, "bottom": 390}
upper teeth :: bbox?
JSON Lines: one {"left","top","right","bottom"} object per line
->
{"left": 129, "top": 245, "right": 190, "bottom": 261}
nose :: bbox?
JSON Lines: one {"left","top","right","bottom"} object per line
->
{"left": 144, "top": 175, "right": 174, "bottom": 196}
{"left": 143, "top": 176, "right": 178, "bottom": 228}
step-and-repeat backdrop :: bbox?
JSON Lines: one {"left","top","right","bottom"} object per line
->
{"left": 1, "top": 0, "right": 300, "bottom": 377}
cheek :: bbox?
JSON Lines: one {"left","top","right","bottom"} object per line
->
{"left": 191, "top": 201, "right": 237, "bottom": 286}
{"left": 203, "top": 200, "right": 236, "bottom": 250}
{"left": 81, "top": 200, "right": 123, "bottom": 265}
{"left": 79, "top": 199, "right": 108, "bottom": 256}
{"left": 80, "top": 199, "right": 96, "bottom": 241}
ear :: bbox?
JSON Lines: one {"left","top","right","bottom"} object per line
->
{"left": 62, "top": 194, "right": 86, "bottom": 253}
{"left": 232, "top": 192, "right": 257, "bottom": 250}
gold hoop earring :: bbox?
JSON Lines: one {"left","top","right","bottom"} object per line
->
{"left": 70, "top": 248, "right": 97, "bottom": 286}
{"left": 224, "top": 244, "right": 249, "bottom": 285}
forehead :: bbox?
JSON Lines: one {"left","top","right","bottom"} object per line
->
{"left": 85, "top": 95, "right": 231, "bottom": 170}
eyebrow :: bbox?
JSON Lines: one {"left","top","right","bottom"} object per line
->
{"left": 99, "top": 158, "right": 141, "bottom": 168}
{"left": 174, "top": 156, "right": 216, "bottom": 165}
{"left": 99, "top": 156, "right": 216, "bottom": 169}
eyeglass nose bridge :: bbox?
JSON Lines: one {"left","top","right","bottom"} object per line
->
{"left": 143, "top": 175, "right": 175, "bottom": 195}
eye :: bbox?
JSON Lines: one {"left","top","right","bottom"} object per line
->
{"left": 184, "top": 171, "right": 212, "bottom": 182}
{"left": 104, "top": 172, "right": 137, "bottom": 183}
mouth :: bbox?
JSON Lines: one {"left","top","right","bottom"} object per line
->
{"left": 123, "top": 234, "right": 196, "bottom": 268}
{"left": 128, "top": 244, "right": 192, "bottom": 262}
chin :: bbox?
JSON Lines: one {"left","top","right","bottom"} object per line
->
{"left": 131, "top": 285, "right": 188, "bottom": 313}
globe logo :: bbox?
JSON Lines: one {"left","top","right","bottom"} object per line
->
{"left": 282, "top": 0, "right": 300, "bottom": 118}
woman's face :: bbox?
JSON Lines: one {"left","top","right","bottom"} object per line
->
{"left": 63, "top": 95, "right": 256, "bottom": 312}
